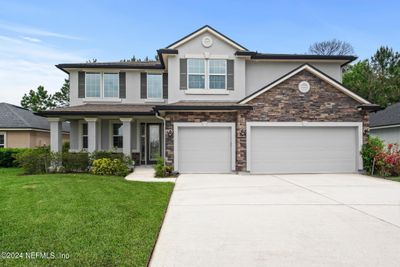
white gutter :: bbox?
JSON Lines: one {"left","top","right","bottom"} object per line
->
{"left": 370, "top": 124, "right": 400, "bottom": 130}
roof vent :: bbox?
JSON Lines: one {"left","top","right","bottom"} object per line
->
{"left": 298, "top": 81, "right": 310, "bottom": 93}
{"left": 202, "top": 36, "right": 213, "bottom": 48}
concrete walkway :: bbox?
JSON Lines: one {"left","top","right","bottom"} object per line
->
{"left": 125, "top": 166, "right": 176, "bottom": 182}
{"left": 150, "top": 173, "right": 400, "bottom": 267}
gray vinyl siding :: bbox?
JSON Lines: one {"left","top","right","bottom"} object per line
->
{"left": 370, "top": 127, "right": 400, "bottom": 144}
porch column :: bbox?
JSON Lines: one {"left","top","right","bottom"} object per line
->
{"left": 85, "top": 118, "right": 98, "bottom": 153}
{"left": 120, "top": 118, "right": 132, "bottom": 158}
{"left": 48, "top": 118, "right": 62, "bottom": 152}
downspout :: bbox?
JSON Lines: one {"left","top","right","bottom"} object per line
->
{"left": 155, "top": 110, "right": 166, "bottom": 165}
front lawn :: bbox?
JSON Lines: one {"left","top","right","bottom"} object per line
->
{"left": 0, "top": 168, "right": 174, "bottom": 266}
{"left": 387, "top": 176, "right": 400, "bottom": 182}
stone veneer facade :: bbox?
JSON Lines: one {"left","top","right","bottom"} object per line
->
{"left": 164, "top": 69, "right": 369, "bottom": 172}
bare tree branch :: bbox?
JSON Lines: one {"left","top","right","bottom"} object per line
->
{"left": 309, "top": 39, "right": 355, "bottom": 55}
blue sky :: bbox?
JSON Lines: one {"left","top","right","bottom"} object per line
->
{"left": 0, "top": 0, "right": 399, "bottom": 104}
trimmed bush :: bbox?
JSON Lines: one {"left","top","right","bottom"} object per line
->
{"left": 0, "top": 148, "right": 29, "bottom": 167}
{"left": 62, "top": 152, "right": 89, "bottom": 172}
{"left": 91, "top": 158, "right": 130, "bottom": 176}
{"left": 15, "top": 147, "right": 51, "bottom": 174}
{"left": 154, "top": 157, "right": 174, "bottom": 178}
{"left": 90, "top": 150, "right": 133, "bottom": 165}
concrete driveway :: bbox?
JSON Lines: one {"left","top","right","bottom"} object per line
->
{"left": 150, "top": 174, "right": 400, "bottom": 267}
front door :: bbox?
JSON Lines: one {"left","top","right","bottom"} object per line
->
{"left": 147, "top": 123, "right": 161, "bottom": 164}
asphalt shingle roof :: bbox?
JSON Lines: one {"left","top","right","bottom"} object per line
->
{"left": 370, "top": 102, "right": 400, "bottom": 127}
{"left": 41, "top": 104, "right": 155, "bottom": 116}
{"left": 0, "top": 103, "right": 69, "bottom": 132}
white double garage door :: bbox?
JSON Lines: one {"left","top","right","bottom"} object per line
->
{"left": 174, "top": 122, "right": 362, "bottom": 174}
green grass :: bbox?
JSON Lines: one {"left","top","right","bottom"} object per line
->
{"left": 387, "top": 176, "right": 400, "bottom": 182}
{"left": 0, "top": 168, "right": 174, "bottom": 266}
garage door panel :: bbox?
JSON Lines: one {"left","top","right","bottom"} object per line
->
{"left": 178, "top": 127, "right": 231, "bottom": 173}
{"left": 250, "top": 126, "right": 357, "bottom": 173}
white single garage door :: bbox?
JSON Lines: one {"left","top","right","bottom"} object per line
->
{"left": 250, "top": 126, "right": 358, "bottom": 173}
{"left": 177, "top": 126, "right": 232, "bottom": 173}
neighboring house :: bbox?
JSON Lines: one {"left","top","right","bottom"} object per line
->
{"left": 42, "top": 25, "right": 379, "bottom": 174}
{"left": 0, "top": 103, "right": 69, "bottom": 148}
{"left": 370, "top": 102, "right": 400, "bottom": 144}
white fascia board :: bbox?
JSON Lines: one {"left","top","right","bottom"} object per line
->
{"left": 169, "top": 27, "right": 246, "bottom": 51}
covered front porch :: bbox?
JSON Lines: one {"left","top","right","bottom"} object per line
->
{"left": 43, "top": 104, "right": 164, "bottom": 165}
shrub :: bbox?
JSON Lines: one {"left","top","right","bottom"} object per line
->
{"left": 62, "top": 141, "right": 70, "bottom": 153}
{"left": 154, "top": 157, "right": 174, "bottom": 178}
{"left": 90, "top": 150, "right": 133, "bottom": 166}
{"left": 373, "top": 143, "right": 400, "bottom": 177}
{"left": 0, "top": 148, "right": 29, "bottom": 167}
{"left": 62, "top": 152, "right": 89, "bottom": 172}
{"left": 361, "top": 136, "right": 385, "bottom": 174}
{"left": 91, "top": 158, "right": 130, "bottom": 176}
{"left": 15, "top": 146, "right": 51, "bottom": 174}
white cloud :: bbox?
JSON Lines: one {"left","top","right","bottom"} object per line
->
{"left": 0, "top": 34, "right": 85, "bottom": 105}
{"left": 0, "top": 22, "right": 84, "bottom": 40}
{"left": 21, "top": 36, "right": 42, "bottom": 43}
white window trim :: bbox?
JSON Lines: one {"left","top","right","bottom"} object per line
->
{"left": 173, "top": 122, "right": 236, "bottom": 172}
{"left": 0, "top": 132, "right": 6, "bottom": 148}
{"left": 85, "top": 72, "right": 120, "bottom": 99}
{"left": 146, "top": 73, "right": 164, "bottom": 101}
{"left": 109, "top": 120, "right": 123, "bottom": 152}
{"left": 245, "top": 121, "right": 363, "bottom": 173}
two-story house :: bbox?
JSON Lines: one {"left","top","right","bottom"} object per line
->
{"left": 43, "top": 25, "right": 378, "bottom": 174}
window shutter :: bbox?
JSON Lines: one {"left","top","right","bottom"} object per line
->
{"left": 119, "top": 72, "right": 126, "bottom": 98}
{"left": 227, "top": 60, "right": 234, "bottom": 90}
{"left": 140, "top": 72, "right": 147, "bottom": 99}
{"left": 78, "top": 71, "right": 85, "bottom": 98}
{"left": 163, "top": 73, "right": 168, "bottom": 99}
{"left": 180, "top": 59, "right": 187, "bottom": 90}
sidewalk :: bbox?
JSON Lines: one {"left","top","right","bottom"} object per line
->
{"left": 125, "top": 166, "right": 176, "bottom": 183}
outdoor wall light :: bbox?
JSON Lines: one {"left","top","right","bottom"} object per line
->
{"left": 167, "top": 129, "right": 173, "bottom": 137}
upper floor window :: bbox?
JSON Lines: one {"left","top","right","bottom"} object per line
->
{"left": 85, "top": 73, "right": 101, "bottom": 97}
{"left": 188, "top": 59, "right": 205, "bottom": 89}
{"left": 85, "top": 72, "right": 119, "bottom": 98}
{"left": 147, "top": 74, "right": 163, "bottom": 99}
{"left": 187, "top": 59, "right": 226, "bottom": 89}
{"left": 209, "top": 60, "right": 226, "bottom": 89}
{"left": 104, "top": 73, "right": 119, "bottom": 97}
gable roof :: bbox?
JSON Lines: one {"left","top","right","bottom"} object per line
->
{"left": 370, "top": 102, "right": 400, "bottom": 128}
{"left": 238, "top": 64, "right": 370, "bottom": 104}
{"left": 166, "top": 25, "right": 248, "bottom": 51}
{"left": 0, "top": 103, "right": 69, "bottom": 132}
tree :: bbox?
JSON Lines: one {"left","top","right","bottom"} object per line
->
{"left": 120, "top": 54, "right": 159, "bottom": 62}
{"left": 343, "top": 46, "right": 400, "bottom": 107}
{"left": 21, "top": 86, "right": 55, "bottom": 112}
{"left": 52, "top": 79, "right": 70, "bottom": 107}
{"left": 309, "top": 39, "right": 355, "bottom": 55}
{"left": 86, "top": 58, "right": 97, "bottom": 63}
